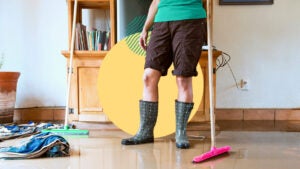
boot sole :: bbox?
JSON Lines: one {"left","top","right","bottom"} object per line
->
{"left": 176, "top": 143, "right": 190, "bottom": 149}
{"left": 121, "top": 138, "right": 154, "bottom": 145}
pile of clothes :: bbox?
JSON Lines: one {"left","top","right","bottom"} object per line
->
{"left": 0, "top": 122, "right": 62, "bottom": 141}
{"left": 0, "top": 123, "right": 70, "bottom": 159}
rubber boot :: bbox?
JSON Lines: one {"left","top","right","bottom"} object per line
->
{"left": 121, "top": 100, "right": 158, "bottom": 145}
{"left": 175, "top": 100, "right": 194, "bottom": 149}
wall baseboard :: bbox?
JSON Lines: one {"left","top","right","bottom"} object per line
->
{"left": 14, "top": 107, "right": 65, "bottom": 122}
{"left": 14, "top": 107, "right": 300, "bottom": 122}
{"left": 215, "top": 108, "right": 300, "bottom": 121}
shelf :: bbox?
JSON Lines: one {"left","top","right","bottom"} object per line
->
{"left": 202, "top": 50, "right": 222, "bottom": 56}
{"left": 199, "top": 50, "right": 222, "bottom": 62}
{"left": 61, "top": 50, "right": 107, "bottom": 59}
{"left": 69, "top": 0, "right": 110, "bottom": 2}
{"left": 61, "top": 50, "right": 222, "bottom": 61}
{"left": 68, "top": 0, "right": 110, "bottom": 9}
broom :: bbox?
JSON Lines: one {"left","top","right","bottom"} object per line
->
{"left": 42, "top": 0, "right": 88, "bottom": 136}
{"left": 192, "top": 0, "right": 230, "bottom": 163}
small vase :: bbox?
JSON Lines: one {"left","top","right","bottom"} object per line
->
{"left": 0, "top": 72, "right": 20, "bottom": 123}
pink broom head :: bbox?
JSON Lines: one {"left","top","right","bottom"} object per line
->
{"left": 192, "top": 146, "right": 231, "bottom": 163}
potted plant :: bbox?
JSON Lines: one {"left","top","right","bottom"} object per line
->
{"left": 0, "top": 55, "right": 20, "bottom": 123}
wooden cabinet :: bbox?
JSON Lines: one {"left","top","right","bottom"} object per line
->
{"left": 62, "top": 0, "right": 116, "bottom": 122}
{"left": 191, "top": 50, "right": 222, "bottom": 122}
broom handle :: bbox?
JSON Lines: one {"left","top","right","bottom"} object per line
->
{"left": 64, "top": 0, "right": 78, "bottom": 128}
{"left": 206, "top": 0, "right": 216, "bottom": 148}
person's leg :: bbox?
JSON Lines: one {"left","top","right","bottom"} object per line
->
{"left": 171, "top": 19, "right": 206, "bottom": 149}
{"left": 176, "top": 76, "right": 193, "bottom": 103}
{"left": 122, "top": 21, "right": 172, "bottom": 145}
{"left": 175, "top": 76, "right": 194, "bottom": 149}
{"left": 121, "top": 68, "right": 161, "bottom": 145}
{"left": 142, "top": 68, "right": 161, "bottom": 102}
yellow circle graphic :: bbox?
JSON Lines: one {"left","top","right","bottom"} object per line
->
{"left": 98, "top": 33, "right": 204, "bottom": 138}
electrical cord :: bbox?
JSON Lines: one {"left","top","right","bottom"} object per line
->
{"left": 227, "top": 62, "right": 240, "bottom": 90}
{"left": 214, "top": 49, "right": 241, "bottom": 90}
{"left": 215, "top": 51, "right": 230, "bottom": 72}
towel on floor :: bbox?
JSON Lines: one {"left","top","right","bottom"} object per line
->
{"left": 0, "top": 123, "right": 37, "bottom": 141}
{"left": 0, "top": 132, "right": 70, "bottom": 159}
{"left": 0, "top": 122, "right": 63, "bottom": 141}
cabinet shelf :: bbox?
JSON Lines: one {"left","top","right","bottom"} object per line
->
{"left": 61, "top": 50, "right": 107, "bottom": 59}
{"left": 68, "top": 0, "right": 110, "bottom": 8}
{"left": 199, "top": 50, "right": 222, "bottom": 63}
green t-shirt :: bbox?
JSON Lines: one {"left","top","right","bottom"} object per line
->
{"left": 154, "top": 0, "right": 206, "bottom": 22}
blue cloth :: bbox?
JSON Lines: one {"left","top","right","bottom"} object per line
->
{"left": 0, "top": 132, "right": 70, "bottom": 159}
{"left": 0, "top": 122, "right": 63, "bottom": 141}
{"left": 0, "top": 124, "right": 37, "bottom": 141}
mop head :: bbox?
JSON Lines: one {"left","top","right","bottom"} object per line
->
{"left": 41, "top": 128, "right": 89, "bottom": 135}
{"left": 192, "top": 146, "right": 231, "bottom": 163}
{"left": 41, "top": 125, "right": 89, "bottom": 136}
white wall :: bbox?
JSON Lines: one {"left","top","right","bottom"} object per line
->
{"left": 214, "top": 0, "right": 300, "bottom": 108}
{"left": 0, "top": 0, "right": 299, "bottom": 109}
{"left": 0, "top": 0, "right": 68, "bottom": 108}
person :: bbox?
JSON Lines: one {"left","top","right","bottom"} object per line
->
{"left": 121, "top": 0, "right": 207, "bottom": 149}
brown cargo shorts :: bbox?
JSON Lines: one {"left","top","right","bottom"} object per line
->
{"left": 145, "top": 18, "right": 206, "bottom": 77}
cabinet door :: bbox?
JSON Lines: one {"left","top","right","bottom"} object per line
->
{"left": 77, "top": 61, "right": 109, "bottom": 122}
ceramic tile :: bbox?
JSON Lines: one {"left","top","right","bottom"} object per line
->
{"left": 21, "top": 108, "right": 53, "bottom": 121}
{"left": 215, "top": 109, "right": 243, "bottom": 120}
{"left": 13, "top": 109, "right": 22, "bottom": 121}
{"left": 53, "top": 109, "right": 65, "bottom": 120}
{"left": 243, "top": 109, "right": 275, "bottom": 120}
{"left": 275, "top": 109, "right": 300, "bottom": 120}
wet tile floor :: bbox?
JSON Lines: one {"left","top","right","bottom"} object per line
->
{"left": 1, "top": 121, "right": 300, "bottom": 169}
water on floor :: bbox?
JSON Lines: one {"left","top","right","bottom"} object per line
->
{"left": 1, "top": 126, "right": 300, "bottom": 169}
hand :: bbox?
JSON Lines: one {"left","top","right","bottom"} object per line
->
{"left": 139, "top": 30, "right": 148, "bottom": 51}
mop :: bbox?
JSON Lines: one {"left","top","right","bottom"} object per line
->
{"left": 192, "top": 0, "right": 230, "bottom": 163}
{"left": 42, "top": 0, "right": 88, "bottom": 135}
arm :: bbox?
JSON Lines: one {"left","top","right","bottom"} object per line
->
{"left": 139, "top": 0, "right": 160, "bottom": 50}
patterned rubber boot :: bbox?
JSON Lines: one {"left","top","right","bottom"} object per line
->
{"left": 175, "top": 100, "right": 194, "bottom": 149}
{"left": 121, "top": 100, "right": 158, "bottom": 145}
